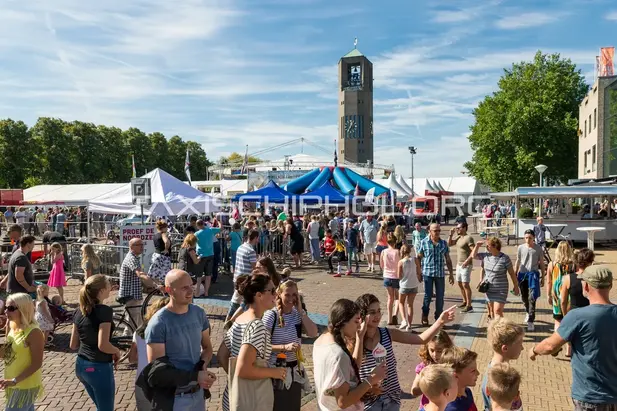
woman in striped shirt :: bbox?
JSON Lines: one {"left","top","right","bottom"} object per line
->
{"left": 263, "top": 280, "right": 319, "bottom": 411}
{"left": 354, "top": 294, "right": 457, "bottom": 411}
{"left": 217, "top": 273, "right": 286, "bottom": 411}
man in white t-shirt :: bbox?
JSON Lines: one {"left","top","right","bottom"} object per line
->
{"left": 307, "top": 215, "right": 321, "bottom": 263}
{"left": 14, "top": 207, "right": 27, "bottom": 226}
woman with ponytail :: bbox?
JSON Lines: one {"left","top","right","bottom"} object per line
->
{"left": 263, "top": 280, "right": 318, "bottom": 411}
{"left": 217, "top": 273, "right": 285, "bottom": 411}
{"left": 313, "top": 299, "right": 386, "bottom": 410}
{"left": 70, "top": 274, "right": 120, "bottom": 411}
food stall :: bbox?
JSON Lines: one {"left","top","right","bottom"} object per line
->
{"left": 491, "top": 185, "right": 617, "bottom": 244}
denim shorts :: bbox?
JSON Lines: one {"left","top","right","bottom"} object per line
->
{"left": 400, "top": 286, "right": 418, "bottom": 295}
{"left": 383, "top": 278, "right": 400, "bottom": 289}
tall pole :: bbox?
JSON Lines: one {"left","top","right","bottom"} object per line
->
{"left": 408, "top": 146, "right": 417, "bottom": 196}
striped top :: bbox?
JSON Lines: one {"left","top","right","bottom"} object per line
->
{"left": 262, "top": 308, "right": 302, "bottom": 364}
{"left": 234, "top": 243, "right": 257, "bottom": 278}
{"left": 222, "top": 319, "right": 272, "bottom": 411}
{"left": 359, "top": 328, "right": 401, "bottom": 409}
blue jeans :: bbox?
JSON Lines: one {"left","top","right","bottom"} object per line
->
{"left": 231, "top": 249, "right": 238, "bottom": 269}
{"left": 173, "top": 389, "right": 205, "bottom": 411}
{"left": 366, "top": 397, "right": 401, "bottom": 411}
{"left": 422, "top": 276, "right": 445, "bottom": 320}
{"left": 309, "top": 238, "right": 320, "bottom": 261}
{"left": 75, "top": 356, "right": 115, "bottom": 411}
{"left": 347, "top": 246, "right": 359, "bottom": 271}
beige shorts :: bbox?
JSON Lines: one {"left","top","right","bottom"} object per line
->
{"left": 363, "top": 242, "right": 376, "bottom": 254}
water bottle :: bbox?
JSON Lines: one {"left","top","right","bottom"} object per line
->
{"left": 273, "top": 353, "right": 287, "bottom": 390}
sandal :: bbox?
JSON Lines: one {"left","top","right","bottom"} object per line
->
{"left": 421, "top": 317, "right": 429, "bottom": 326}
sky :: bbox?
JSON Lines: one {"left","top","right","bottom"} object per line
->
{"left": 0, "top": 0, "right": 614, "bottom": 179}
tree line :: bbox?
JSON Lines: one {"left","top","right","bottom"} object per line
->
{"left": 0, "top": 117, "right": 212, "bottom": 188}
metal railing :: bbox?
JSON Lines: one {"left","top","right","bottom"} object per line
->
{"left": 67, "top": 243, "right": 130, "bottom": 281}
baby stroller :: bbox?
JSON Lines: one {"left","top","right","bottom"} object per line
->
{"left": 46, "top": 296, "right": 74, "bottom": 343}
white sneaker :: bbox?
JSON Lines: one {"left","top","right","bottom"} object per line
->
{"left": 527, "top": 322, "right": 535, "bottom": 332}
{"left": 524, "top": 313, "right": 530, "bottom": 323}
{"left": 398, "top": 321, "right": 408, "bottom": 330}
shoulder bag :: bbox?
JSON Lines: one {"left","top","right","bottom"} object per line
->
{"left": 229, "top": 319, "right": 274, "bottom": 411}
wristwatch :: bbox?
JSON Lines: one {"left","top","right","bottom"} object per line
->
{"left": 10, "top": 378, "right": 16, "bottom": 385}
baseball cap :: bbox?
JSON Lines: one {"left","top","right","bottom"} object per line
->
{"left": 580, "top": 265, "right": 613, "bottom": 289}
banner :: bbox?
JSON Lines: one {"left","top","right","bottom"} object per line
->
{"left": 247, "top": 170, "right": 308, "bottom": 191}
{"left": 120, "top": 224, "right": 156, "bottom": 272}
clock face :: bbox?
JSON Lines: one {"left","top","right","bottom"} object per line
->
{"left": 349, "top": 65, "right": 361, "bottom": 86}
{"left": 345, "top": 118, "right": 358, "bottom": 138}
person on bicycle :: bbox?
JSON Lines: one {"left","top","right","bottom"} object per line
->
{"left": 118, "top": 238, "right": 152, "bottom": 329}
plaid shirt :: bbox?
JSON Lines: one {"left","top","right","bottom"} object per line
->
{"left": 418, "top": 236, "right": 449, "bottom": 277}
{"left": 119, "top": 251, "right": 142, "bottom": 301}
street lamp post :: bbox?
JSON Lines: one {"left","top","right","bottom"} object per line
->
{"left": 535, "top": 164, "right": 548, "bottom": 215}
{"left": 408, "top": 146, "right": 417, "bottom": 196}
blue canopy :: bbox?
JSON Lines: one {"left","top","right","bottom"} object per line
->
{"left": 299, "top": 181, "right": 351, "bottom": 204}
{"left": 232, "top": 180, "right": 294, "bottom": 203}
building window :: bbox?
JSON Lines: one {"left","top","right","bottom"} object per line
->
{"left": 584, "top": 150, "right": 588, "bottom": 171}
{"left": 585, "top": 120, "right": 587, "bottom": 137}
{"left": 592, "top": 145, "right": 596, "bottom": 171}
{"left": 589, "top": 115, "right": 592, "bottom": 133}
{"left": 594, "top": 108, "right": 597, "bottom": 129}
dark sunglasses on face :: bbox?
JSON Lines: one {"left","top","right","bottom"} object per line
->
{"left": 5, "top": 306, "right": 18, "bottom": 312}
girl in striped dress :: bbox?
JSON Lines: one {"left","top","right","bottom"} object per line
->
{"left": 216, "top": 273, "right": 285, "bottom": 411}
{"left": 354, "top": 294, "right": 456, "bottom": 411}
{"left": 263, "top": 280, "right": 318, "bottom": 411}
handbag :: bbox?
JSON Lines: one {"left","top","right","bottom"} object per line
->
{"left": 229, "top": 320, "right": 274, "bottom": 411}
{"left": 477, "top": 279, "right": 490, "bottom": 293}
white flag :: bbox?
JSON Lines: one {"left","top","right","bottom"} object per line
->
{"left": 365, "top": 187, "right": 376, "bottom": 204}
{"left": 184, "top": 149, "right": 192, "bottom": 186}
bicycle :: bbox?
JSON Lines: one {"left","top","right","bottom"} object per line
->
{"left": 109, "top": 300, "right": 140, "bottom": 363}
{"left": 141, "top": 287, "right": 169, "bottom": 320}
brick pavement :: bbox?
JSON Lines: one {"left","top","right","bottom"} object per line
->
{"left": 1, "top": 232, "right": 616, "bottom": 410}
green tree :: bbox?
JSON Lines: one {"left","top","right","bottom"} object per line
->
{"left": 186, "top": 141, "right": 210, "bottom": 181}
{"left": 0, "top": 119, "right": 32, "bottom": 188}
{"left": 99, "top": 125, "right": 130, "bottom": 182}
{"left": 124, "top": 127, "right": 154, "bottom": 176}
{"left": 31, "top": 117, "right": 79, "bottom": 184}
{"left": 167, "top": 135, "right": 188, "bottom": 179}
{"left": 464, "top": 51, "right": 589, "bottom": 190}
{"left": 66, "top": 121, "right": 105, "bottom": 183}
{"left": 149, "top": 132, "right": 169, "bottom": 170}
{"left": 223, "top": 152, "right": 260, "bottom": 166}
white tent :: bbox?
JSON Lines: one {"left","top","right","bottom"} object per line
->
{"left": 89, "top": 168, "right": 219, "bottom": 215}
{"left": 24, "top": 183, "right": 124, "bottom": 206}
{"left": 383, "top": 173, "right": 409, "bottom": 200}
{"left": 395, "top": 175, "right": 415, "bottom": 196}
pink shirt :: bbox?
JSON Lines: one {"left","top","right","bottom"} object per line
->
{"left": 382, "top": 247, "right": 400, "bottom": 279}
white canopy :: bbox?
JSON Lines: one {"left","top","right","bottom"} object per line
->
{"left": 383, "top": 173, "right": 409, "bottom": 200}
{"left": 24, "top": 183, "right": 124, "bottom": 206}
{"left": 89, "top": 168, "right": 219, "bottom": 216}
{"left": 395, "top": 175, "right": 415, "bottom": 196}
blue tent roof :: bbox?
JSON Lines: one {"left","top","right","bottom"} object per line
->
{"left": 299, "top": 181, "right": 351, "bottom": 204}
{"left": 232, "top": 180, "right": 294, "bottom": 203}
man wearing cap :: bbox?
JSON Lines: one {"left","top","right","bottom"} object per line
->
{"left": 529, "top": 265, "right": 617, "bottom": 410}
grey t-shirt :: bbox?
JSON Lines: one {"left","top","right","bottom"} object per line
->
{"left": 7, "top": 249, "right": 34, "bottom": 294}
{"left": 517, "top": 244, "right": 542, "bottom": 272}
{"left": 145, "top": 304, "right": 210, "bottom": 371}
{"left": 558, "top": 304, "right": 617, "bottom": 403}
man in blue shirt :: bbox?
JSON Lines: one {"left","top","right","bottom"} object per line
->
{"left": 345, "top": 220, "right": 360, "bottom": 275}
{"left": 417, "top": 223, "right": 454, "bottom": 326}
{"left": 359, "top": 212, "right": 379, "bottom": 272}
{"left": 529, "top": 265, "right": 617, "bottom": 410}
{"left": 146, "top": 269, "right": 215, "bottom": 410}
{"left": 195, "top": 220, "right": 220, "bottom": 297}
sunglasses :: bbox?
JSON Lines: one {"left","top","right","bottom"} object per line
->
{"left": 5, "top": 306, "right": 18, "bottom": 312}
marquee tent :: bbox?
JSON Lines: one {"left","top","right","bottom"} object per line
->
{"left": 380, "top": 173, "right": 409, "bottom": 200}
{"left": 88, "top": 168, "right": 219, "bottom": 215}
{"left": 395, "top": 175, "right": 415, "bottom": 196}
{"left": 24, "top": 183, "right": 124, "bottom": 206}
{"left": 232, "top": 180, "right": 294, "bottom": 203}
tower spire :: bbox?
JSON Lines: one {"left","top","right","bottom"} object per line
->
{"left": 354, "top": 37, "right": 358, "bottom": 49}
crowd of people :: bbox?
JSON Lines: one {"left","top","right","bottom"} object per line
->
{"left": 0, "top": 207, "right": 616, "bottom": 411}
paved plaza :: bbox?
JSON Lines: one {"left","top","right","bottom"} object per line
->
{"left": 2, "top": 231, "right": 617, "bottom": 411}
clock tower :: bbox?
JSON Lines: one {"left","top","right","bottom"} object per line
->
{"left": 338, "top": 43, "right": 373, "bottom": 165}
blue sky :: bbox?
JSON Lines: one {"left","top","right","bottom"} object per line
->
{"left": 0, "top": 0, "right": 615, "bottom": 178}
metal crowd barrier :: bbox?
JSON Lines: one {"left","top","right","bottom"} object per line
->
{"left": 67, "top": 242, "right": 130, "bottom": 281}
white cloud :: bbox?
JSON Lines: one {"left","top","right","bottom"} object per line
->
{"left": 433, "top": 10, "right": 474, "bottom": 23}
{"left": 495, "top": 12, "right": 559, "bottom": 30}
{"left": 607, "top": 11, "right": 617, "bottom": 20}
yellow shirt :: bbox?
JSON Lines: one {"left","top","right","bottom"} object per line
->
{"left": 4, "top": 324, "right": 43, "bottom": 400}
{"left": 335, "top": 241, "right": 345, "bottom": 252}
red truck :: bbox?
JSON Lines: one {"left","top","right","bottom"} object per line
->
{"left": 0, "top": 189, "right": 23, "bottom": 206}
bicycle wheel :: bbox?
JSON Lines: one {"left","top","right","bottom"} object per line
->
{"left": 111, "top": 315, "right": 135, "bottom": 363}
{"left": 141, "top": 288, "right": 168, "bottom": 319}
